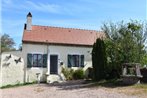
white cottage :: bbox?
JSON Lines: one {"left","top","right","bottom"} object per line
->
{"left": 0, "top": 12, "right": 105, "bottom": 86}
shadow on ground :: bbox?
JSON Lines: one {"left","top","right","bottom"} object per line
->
{"left": 42, "top": 79, "right": 136, "bottom": 90}
{"left": 44, "top": 80, "right": 95, "bottom": 90}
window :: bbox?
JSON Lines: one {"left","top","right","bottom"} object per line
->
{"left": 27, "top": 53, "right": 47, "bottom": 68}
{"left": 33, "top": 54, "right": 43, "bottom": 67}
{"left": 68, "top": 54, "right": 84, "bottom": 67}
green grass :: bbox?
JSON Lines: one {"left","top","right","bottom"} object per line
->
{"left": 89, "top": 79, "right": 147, "bottom": 96}
{"left": 0, "top": 82, "right": 36, "bottom": 89}
{"left": 90, "top": 79, "right": 147, "bottom": 89}
{"left": 132, "top": 84, "right": 147, "bottom": 89}
{"left": 90, "top": 79, "right": 123, "bottom": 87}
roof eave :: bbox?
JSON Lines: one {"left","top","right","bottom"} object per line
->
{"left": 22, "top": 40, "right": 93, "bottom": 47}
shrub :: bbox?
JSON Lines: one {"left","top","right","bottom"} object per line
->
{"left": 87, "top": 67, "right": 94, "bottom": 79}
{"left": 61, "top": 67, "right": 74, "bottom": 80}
{"left": 140, "top": 68, "right": 147, "bottom": 83}
{"left": 92, "top": 38, "right": 107, "bottom": 81}
{"left": 73, "top": 69, "right": 85, "bottom": 80}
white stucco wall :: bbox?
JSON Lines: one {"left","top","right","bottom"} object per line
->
{"left": 26, "top": 68, "right": 47, "bottom": 82}
{"left": 49, "top": 45, "right": 92, "bottom": 66}
{"left": 0, "top": 53, "right": 24, "bottom": 87}
{"left": 22, "top": 43, "right": 48, "bottom": 83}
{"left": 22, "top": 43, "right": 93, "bottom": 82}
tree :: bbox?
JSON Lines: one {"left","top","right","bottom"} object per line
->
{"left": 141, "top": 53, "right": 147, "bottom": 66}
{"left": 18, "top": 43, "right": 22, "bottom": 51}
{"left": 102, "top": 21, "right": 147, "bottom": 78}
{"left": 92, "top": 38, "right": 107, "bottom": 81}
{"left": 1, "top": 34, "right": 16, "bottom": 53}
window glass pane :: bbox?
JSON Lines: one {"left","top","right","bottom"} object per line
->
{"left": 68, "top": 54, "right": 84, "bottom": 67}
{"left": 33, "top": 54, "right": 38, "bottom": 67}
{"left": 71, "top": 55, "right": 75, "bottom": 67}
{"left": 73, "top": 55, "right": 79, "bottom": 67}
{"left": 72, "top": 55, "right": 76, "bottom": 67}
{"left": 32, "top": 54, "right": 43, "bottom": 67}
{"left": 38, "top": 54, "right": 43, "bottom": 67}
{"left": 76, "top": 55, "right": 80, "bottom": 67}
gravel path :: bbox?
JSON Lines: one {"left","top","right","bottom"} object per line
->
{"left": 0, "top": 81, "right": 144, "bottom": 98}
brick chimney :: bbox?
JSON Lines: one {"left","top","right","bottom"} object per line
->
{"left": 26, "top": 12, "right": 32, "bottom": 30}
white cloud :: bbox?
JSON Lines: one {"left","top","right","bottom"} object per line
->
{"left": 2, "top": 0, "right": 95, "bottom": 15}
{"left": 2, "top": 0, "right": 62, "bottom": 14}
{"left": 25, "top": 1, "right": 61, "bottom": 14}
{"left": 2, "top": 0, "right": 22, "bottom": 12}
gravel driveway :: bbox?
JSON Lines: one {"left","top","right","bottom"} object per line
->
{"left": 1, "top": 81, "right": 145, "bottom": 98}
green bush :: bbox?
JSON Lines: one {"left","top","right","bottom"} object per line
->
{"left": 62, "top": 67, "right": 74, "bottom": 80}
{"left": 62, "top": 68, "right": 85, "bottom": 80}
{"left": 73, "top": 69, "right": 85, "bottom": 80}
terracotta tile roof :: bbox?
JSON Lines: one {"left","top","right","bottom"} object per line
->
{"left": 22, "top": 25, "right": 105, "bottom": 46}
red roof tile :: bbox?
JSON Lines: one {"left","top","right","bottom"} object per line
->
{"left": 22, "top": 25, "right": 105, "bottom": 46}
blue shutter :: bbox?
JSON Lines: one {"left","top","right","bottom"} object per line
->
{"left": 27, "top": 54, "right": 32, "bottom": 68}
{"left": 43, "top": 54, "right": 47, "bottom": 68}
{"left": 80, "top": 55, "right": 84, "bottom": 67}
{"left": 68, "top": 55, "right": 72, "bottom": 67}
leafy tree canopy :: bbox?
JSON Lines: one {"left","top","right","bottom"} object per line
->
{"left": 100, "top": 21, "right": 147, "bottom": 79}
{"left": 1, "top": 34, "right": 16, "bottom": 53}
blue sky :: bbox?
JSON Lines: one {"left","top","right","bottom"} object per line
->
{"left": 1, "top": 0, "right": 147, "bottom": 49}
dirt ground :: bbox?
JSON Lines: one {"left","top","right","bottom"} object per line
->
{"left": 1, "top": 80, "right": 147, "bottom": 98}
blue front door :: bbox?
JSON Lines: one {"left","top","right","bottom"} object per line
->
{"left": 50, "top": 55, "right": 58, "bottom": 74}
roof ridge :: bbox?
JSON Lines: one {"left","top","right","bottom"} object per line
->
{"left": 32, "top": 24, "right": 102, "bottom": 32}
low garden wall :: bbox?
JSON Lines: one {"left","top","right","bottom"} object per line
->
{"left": 0, "top": 52, "right": 24, "bottom": 87}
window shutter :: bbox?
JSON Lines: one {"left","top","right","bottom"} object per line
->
{"left": 80, "top": 55, "right": 84, "bottom": 67}
{"left": 68, "top": 55, "right": 72, "bottom": 67}
{"left": 27, "top": 54, "right": 32, "bottom": 68}
{"left": 43, "top": 54, "right": 47, "bottom": 68}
